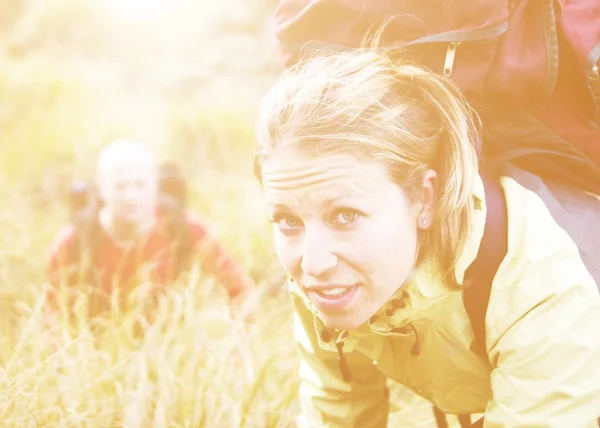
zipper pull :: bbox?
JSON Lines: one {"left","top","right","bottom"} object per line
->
{"left": 336, "top": 341, "right": 352, "bottom": 383}
{"left": 590, "top": 63, "right": 600, "bottom": 94}
{"left": 590, "top": 63, "right": 600, "bottom": 128}
{"left": 443, "top": 42, "right": 459, "bottom": 77}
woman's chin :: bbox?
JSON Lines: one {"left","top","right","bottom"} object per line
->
{"left": 319, "top": 312, "right": 371, "bottom": 331}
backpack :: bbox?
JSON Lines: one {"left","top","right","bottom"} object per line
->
{"left": 272, "top": 2, "right": 600, "bottom": 426}
{"left": 272, "top": 0, "right": 600, "bottom": 195}
{"left": 66, "top": 162, "right": 195, "bottom": 286}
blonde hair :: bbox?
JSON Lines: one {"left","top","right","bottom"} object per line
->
{"left": 254, "top": 50, "right": 481, "bottom": 290}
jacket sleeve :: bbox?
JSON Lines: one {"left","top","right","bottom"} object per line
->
{"left": 189, "top": 219, "right": 249, "bottom": 299}
{"left": 483, "top": 278, "right": 600, "bottom": 427}
{"left": 292, "top": 294, "right": 389, "bottom": 428}
{"left": 45, "top": 224, "right": 77, "bottom": 305}
{"left": 46, "top": 224, "right": 74, "bottom": 287}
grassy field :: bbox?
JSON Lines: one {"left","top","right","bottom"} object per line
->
{"left": 0, "top": 1, "right": 465, "bottom": 426}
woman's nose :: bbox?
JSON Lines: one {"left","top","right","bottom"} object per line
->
{"left": 300, "top": 227, "right": 338, "bottom": 278}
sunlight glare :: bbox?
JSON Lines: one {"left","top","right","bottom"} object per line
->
{"left": 109, "top": 0, "right": 168, "bottom": 22}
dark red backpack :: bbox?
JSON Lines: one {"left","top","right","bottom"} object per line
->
{"left": 272, "top": 0, "right": 600, "bottom": 195}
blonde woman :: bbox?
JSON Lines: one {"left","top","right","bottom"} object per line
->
{"left": 254, "top": 50, "right": 600, "bottom": 427}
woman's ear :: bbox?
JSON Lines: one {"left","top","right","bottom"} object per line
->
{"left": 417, "top": 169, "right": 438, "bottom": 230}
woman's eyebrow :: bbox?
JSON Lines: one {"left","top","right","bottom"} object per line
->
{"left": 323, "top": 196, "right": 348, "bottom": 209}
{"left": 322, "top": 190, "right": 369, "bottom": 208}
{"left": 267, "top": 203, "right": 293, "bottom": 212}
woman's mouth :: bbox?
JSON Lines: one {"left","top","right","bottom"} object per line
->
{"left": 306, "top": 285, "right": 359, "bottom": 312}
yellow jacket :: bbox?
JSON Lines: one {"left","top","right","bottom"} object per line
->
{"left": 292, "top": 167, "right": 600, "bottom": 427}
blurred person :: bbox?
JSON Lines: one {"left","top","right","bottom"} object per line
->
{"left": 254, "top": 51, "right": 600, "bottom": 427}
{"left": 46, "top": 139, "right": 250, "bottom": 321}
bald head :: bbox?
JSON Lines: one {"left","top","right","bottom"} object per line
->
{"left": 97, "top": 139, "right": 156, "bottom": 180}
{"left": 96, "top": 139, "right": 158, "bottom": 227}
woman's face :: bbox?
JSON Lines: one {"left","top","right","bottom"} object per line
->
{"left": 262, "top": 151, "right": 423, "bottom": 330}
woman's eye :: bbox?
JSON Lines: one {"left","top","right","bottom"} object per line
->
{"left": 274, "top": 216, "right": 303, "bottom": 231}
{"left": 332, "top": 210, "right": 360, "bottom": 225}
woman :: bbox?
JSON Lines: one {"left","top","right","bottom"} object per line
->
{"left": 254, "top": 50, "right": 600, "bottom": 427}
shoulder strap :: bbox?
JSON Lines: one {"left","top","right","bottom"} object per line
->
{"left": 462, "top": 169, "right": 509, "bottom": 357}
{"left": 158, "top": 162, "right": 187, "bottom": 207}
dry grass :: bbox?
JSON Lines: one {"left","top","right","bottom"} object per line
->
{"left": 0, "top": 1, "right": 469, "bottom": 426}
{"left": 0, "top": 160, "right": 460, "bottom": 428}
{"left": 0, "top": 274, "right": 457, "bottom": 428}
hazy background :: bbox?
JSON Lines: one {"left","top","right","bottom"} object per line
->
{"left": 0, "top": 1, "right": 455, "bottom": 426}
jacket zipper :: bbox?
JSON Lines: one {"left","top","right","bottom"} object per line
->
{"left": 336, "top": 322, "right": 422, "bottom": 384}
{"left": 590, "top": 62, "right": 600, "bottom": 99}
{"left": 335, "top": 330, "right": 352, "bottom": 383}
{"left": 282, "top": 20, "right": 508, "bottom": 55}
{"left": 586, "top": 41, "right": 600, "bottom": 125}
{"left": 589, "top": 61, "right": 600, "bottom": 126}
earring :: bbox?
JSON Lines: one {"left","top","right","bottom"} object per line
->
{"left": 421, "top": 218, "right": 429, "bottom": 226}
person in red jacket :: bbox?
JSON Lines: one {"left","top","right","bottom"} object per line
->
{"left": 46, "top": 139, "right": 249, "bottom": 319}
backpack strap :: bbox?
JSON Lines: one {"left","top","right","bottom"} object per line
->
{"left": 433, "top": 170, "right": 508, "bottom": 428}
{"left": 158, "top": 162, "right": 187, "bottom": 207}
{"left": 157, "top": 162, "right": 194, "bottom": 276}
{"left": 158, "top": 195, "right": 194, "bottom": 277}
{"left": 462, "top": 169, "right": 509, "bottom": 357}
